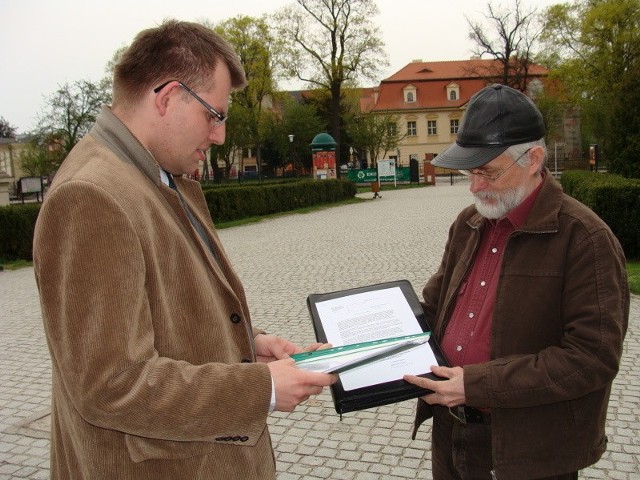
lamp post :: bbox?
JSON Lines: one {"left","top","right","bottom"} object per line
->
{"left": 554, "top": 142, "right": 565, "bottom": 177}
{"left": 288, "top": 134, "right": 294, "bottom": 176}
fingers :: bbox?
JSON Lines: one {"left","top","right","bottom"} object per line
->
{"left": 269, "top": 359, "right": 336, "bottom": 412}
{"left": 302, "top": 342, "right": 332, "bottom": 352}
{"left": 404, "top": 373, "right": 435, "bottom": 389}
{"left": 405, "top": 366, "right": 466, "bottom": 407}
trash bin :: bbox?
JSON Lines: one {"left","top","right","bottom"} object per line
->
{"left": 423, "top": 160, "right": 436, "bottom": 185}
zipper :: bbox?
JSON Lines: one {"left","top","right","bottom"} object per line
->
{"left": 490, "top": 470, "right": 498, "bottom": 480}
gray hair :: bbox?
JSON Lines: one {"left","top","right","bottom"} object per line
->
{"left": 506, "top": 138, "right": 547, "bottom": 174}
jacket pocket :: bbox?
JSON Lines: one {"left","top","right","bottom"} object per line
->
{"left": 125, "top": 434, "right": 215, "bottom": 463}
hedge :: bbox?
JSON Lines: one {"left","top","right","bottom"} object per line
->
{"left": 204, "top": 179, "right": 356, "bottom": 223}
{"left": 0, "top": 203, "right": 40, "bottom": 261}
{"left": 561, "top": 170, "right": 640, "bottom": 259}
{"left": 0, "top": 179, "right": 357, "bottom": 262}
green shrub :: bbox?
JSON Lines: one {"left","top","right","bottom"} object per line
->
{"left": 0, "top": 204, "right": 40, "bottom": 261}
{"left": 0, "top": 179, "right": 356, "bottom": 262}
{"left": 204, "top": 179, "right": 356, "bottom": 223}
{"left": 561, "top": 170, "right": 640, "bottom": 259}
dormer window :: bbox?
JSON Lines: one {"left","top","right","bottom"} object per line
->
{"left": 403, "top": 85, "right": 417, "bottom": 103}
{"left": 527, "top": 79, "right": 544, "bottom": 98}
{"left": 446, "top": 82, "right": 460, "bottom": 102}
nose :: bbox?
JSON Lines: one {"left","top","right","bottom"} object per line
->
{"left": 469, "top": 174, "right": 488, "bottom": 194}
{"left": 208, "top": 123, "right": 226, "bottom": 145}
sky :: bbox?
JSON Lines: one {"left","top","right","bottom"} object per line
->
{"left": 0, "top": 0, "right": 560, "bottom": 134}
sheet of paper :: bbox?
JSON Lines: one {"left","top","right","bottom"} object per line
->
{"left": 314, "top": 286, "right": 439, "bottom": 391}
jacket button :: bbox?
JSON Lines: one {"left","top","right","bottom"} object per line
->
{"left": 241, "top": 436, "right": 249, "bottom": 442}
{"left": 230, "top": 313, "right": 241, "bottom": 324}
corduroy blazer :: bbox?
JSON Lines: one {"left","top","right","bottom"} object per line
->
{"left": 33, "top": 108, "right": 276, "bottom": 479}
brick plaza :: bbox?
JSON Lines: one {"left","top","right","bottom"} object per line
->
{"left": 1, "top": 182, "right": 638, "bottom": 479}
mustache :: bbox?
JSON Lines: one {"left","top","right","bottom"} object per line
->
{"left": 473, "top": 191, "right": 499, "bottom": 202}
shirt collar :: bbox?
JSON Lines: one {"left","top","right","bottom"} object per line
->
{"left": 504, "top": 171, "right": 546, "bottom": 229}
{"left": 159, "top": 167, "right": 171, "bottom": 187}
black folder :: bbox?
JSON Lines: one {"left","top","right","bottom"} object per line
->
{"left": 306, "top": 280, "right": 449, "bottom": 414}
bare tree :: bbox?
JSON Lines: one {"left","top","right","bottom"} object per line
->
{"left": 0, "top": 117, "right": 17, "bottom": 139}
{"left": 467, "top": 0, "right": 543, "bottom": 90}
{"left": 273, "top": 0, "right": 388, "bottom": 171}
{"left": 37, "top": 79, "right": 111, "bottom": 157}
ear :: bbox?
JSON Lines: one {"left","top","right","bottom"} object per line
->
{"left": 154, "top": 81, "right": 177, "bottom": 117}
{"left": 527, "top": 146, "right": 545, "bottom": 174}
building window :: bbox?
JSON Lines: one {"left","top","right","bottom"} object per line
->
{"left": 387, "top": 122, "right": 397, "bottom": 136}
{"left": 404, "top": 85, "right": 417, "bottom": 103}
{"left": 527, "top": 78, "right": 544, "bottom": 98}
{"left": 427, "top": 120, "right": 437, "bottom": 135}
{"left": 446, "top": 83, "right": 460, "bottom": 102}
{"left": 407, "top": 121, "right": 417, "bottom": 136}
{"left": 450, "top": 119, "right": 459, "bottom": 134}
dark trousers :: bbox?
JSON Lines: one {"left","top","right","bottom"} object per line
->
{"left": 431, "top": 406, "right": 579, "bottom": 480}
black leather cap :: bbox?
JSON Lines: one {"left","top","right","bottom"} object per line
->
{"left": 432, "top": 84, "right": 545, "bottom": 170}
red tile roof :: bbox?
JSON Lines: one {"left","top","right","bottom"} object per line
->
{"left": 385, "top": 59, "right": 547, "bottom": 82}
{"left": 370, "top": 59, "right": 548, "bottom": 112}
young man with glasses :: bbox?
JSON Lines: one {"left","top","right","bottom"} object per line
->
{"left": 404, "top": 84, "right": 629, "bottom": 479}
{"left": 33, "top": 20, "right": 335, "bottom": 480}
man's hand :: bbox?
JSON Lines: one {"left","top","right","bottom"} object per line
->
{"left": 404, "top": 365, "right": 466, "bottom": 407}
{"left": 254, "top": 334, "right": 328, "bottom": 363}
{"left": 268, "top": 358, "right": 337, "bottom": 412}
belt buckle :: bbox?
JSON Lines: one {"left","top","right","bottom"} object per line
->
{"left": 448, "top": 406, "right": 468, "bottom": 424}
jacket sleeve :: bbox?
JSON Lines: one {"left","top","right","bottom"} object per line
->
{"left": 34, "top": 180, "right": 273, "bottom": 444}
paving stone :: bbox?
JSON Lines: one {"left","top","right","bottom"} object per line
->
{"left": 1, "top": 181, "right": 638, "bottom": 479}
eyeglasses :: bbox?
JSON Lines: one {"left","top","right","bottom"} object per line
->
{"left": 459, "top": 148, "right": 532, "bottom": 182}
{"left": 153, "top": 80, "right": 227, "bottom": 127}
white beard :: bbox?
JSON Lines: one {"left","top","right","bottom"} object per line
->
{"left": 473, "top": 185, "right": 527, "bottom": 219}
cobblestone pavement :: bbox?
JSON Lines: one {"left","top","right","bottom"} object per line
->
{"left": 1, "top": 182, "right": 638, "bottom": 479}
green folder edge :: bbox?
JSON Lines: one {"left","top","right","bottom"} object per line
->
{"left": 291, "top": 331, "right": 432, "bottom": 367}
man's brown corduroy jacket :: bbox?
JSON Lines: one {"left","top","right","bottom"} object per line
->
{"left": 34, "top": 108, "right": 276, "bottom": 479}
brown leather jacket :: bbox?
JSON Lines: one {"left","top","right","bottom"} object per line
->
{"left": 413, "top": 171, "right": 629, "bottom": 479}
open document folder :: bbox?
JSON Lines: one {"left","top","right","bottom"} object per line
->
{"left": 291, "top": 332, "right": 431, "bottom": 373}
{"left": 304, "top": 280, "right": 449, "bottom": 414}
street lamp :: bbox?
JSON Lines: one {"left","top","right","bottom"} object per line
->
{"left": 554, "top": 142, "right": 565, "bottom": 177}
{"left": 288, "top": 134, "right": 294, "bottom": 176}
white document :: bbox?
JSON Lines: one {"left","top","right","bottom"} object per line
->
{"left": 314, "top": 286, "right": 439, "bottom": 391}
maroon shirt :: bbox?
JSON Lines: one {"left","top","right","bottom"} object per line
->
{"left": 441, "top": 180, "right": 544, "bottom": 367}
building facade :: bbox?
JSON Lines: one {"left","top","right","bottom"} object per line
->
{"left": 362, "top": 59, "right": 573, "bottom": 172}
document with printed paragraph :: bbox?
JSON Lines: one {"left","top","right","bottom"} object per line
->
{"left": 305, "top": 280, "right": 449, "bottom": 414}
